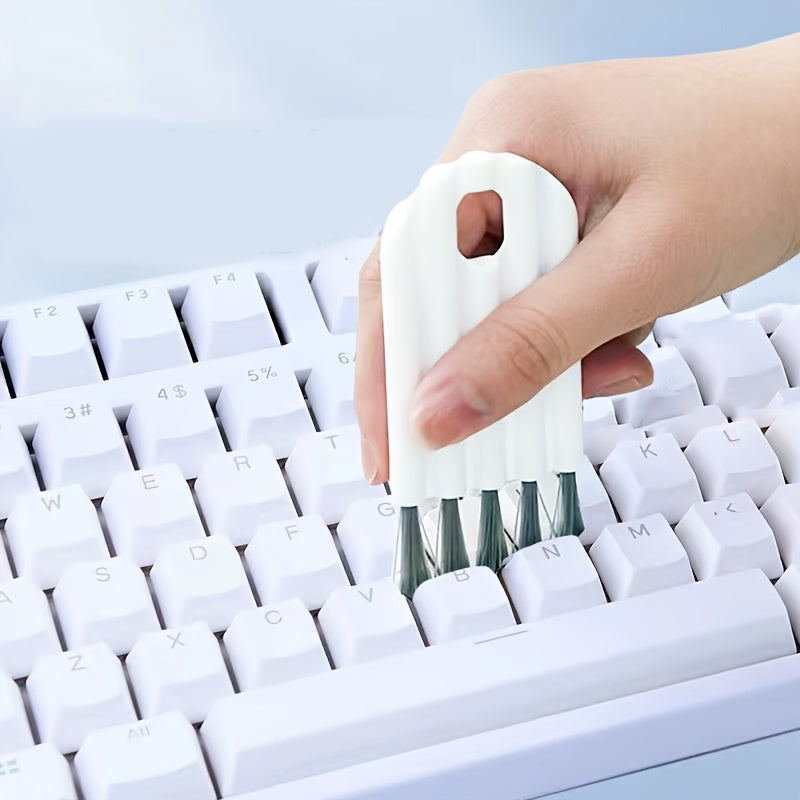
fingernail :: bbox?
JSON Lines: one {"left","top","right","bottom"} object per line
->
{"left": 361, "top": 435, "right": 380, "bottom": 484}
{"left": 592, "top": 375, "right": 645, "bottom": 397}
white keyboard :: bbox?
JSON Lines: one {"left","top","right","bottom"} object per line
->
{"left": 1, "top": 240, "right": 800, "bottom": 800}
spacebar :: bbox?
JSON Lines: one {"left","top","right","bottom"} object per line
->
{"left": 202, "top": 570, "right": 795, "bottom": 795}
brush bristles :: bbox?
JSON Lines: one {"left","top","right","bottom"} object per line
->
{"left": 398, "top": 506, "right": 432, "bottom": 597}
{"left": 477, "top": 489, "right": 508, "bottom": 571}
{"left": 516, "top": 481, "right": 542, "bottom": 549}
{"left": 438, "top": 498, "right": 470, "bottom": 573}
{"left": 553, "top": 472, "right": 585, "bottom": 538}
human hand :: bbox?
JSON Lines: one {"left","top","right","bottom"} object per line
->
{"left": 355, "top": 33, "right": 800, "bottom": 484}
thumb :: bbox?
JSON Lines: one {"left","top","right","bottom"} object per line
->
{"left": 411, "top": 188, "right": 670, "bottom": 448}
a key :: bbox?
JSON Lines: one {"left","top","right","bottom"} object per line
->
{"left": 0, "top": 672, "right": 33, "bottom": 753}
{"left": 193, "top": 445, "right": 295, "bottom": 546}
{"left": 126, "top": 622, "right": 234, "bottom": 724}
{"left": 643, "top": 404, "right": 728, "bottom": 448}
{"left": 102, "top": 464, "right": 206, "bottom": 567}
{"left": 2, "top": 303, "right": 101, "bottom": 396}
{"left": 589, "top": 514, "right": 693, "bottom": 600}
{"left": 215, "top": 352, "right": 314, "bottom": 458}
{"left": 53, "top": 557, "right": 160, "bottom": 656}
{"left": 5, "top": 485, "right": 108, "bottom": 590}
{"left": 775, "top": 564, "right": 800, "bottom": 641}
{"left": 27, "top": 642, "right": 136, "bottom": 754}
{"left": 245, "top": 515, "right": 350, "bottom": 610}
{"left": 575, "top": 455, "right": 616, "bottom": 545}
{"left": 126, "top": 382, "right": 224, "bottom": 479}
{"left": 0, "top": 743, "right": 78, "bottom": 800}
{"left": 675, "top": 492, "right": 783, "bottom": 580}
{"left": 336, "top": 497, "right": 398, "bottom": 584}
{"left": 33, "top": 401, "right": 132, "bottom": 498}
{"left": 613, "top": 346, "right": 702, "bottom": 427}
{"left": 181, "top": 269, "right": 279, "bottom": 360}
{"left": 583, "top": 421, "right": 645, "bottom": 467}
{"left": 653, "top": 297, "right": 731, "bottom": 344}
{"left": 0, "top": 418, "right": 38, "bottom": 518}
{"left": 224, "top": 600, "right": 331, "bottom": 690}
{"left": 305, "top": 342, "right": 357, "bottom": 430}
{"left": 0, "top": 577, "right": 61, "bottom": 679}
{"left": 284, "top": 425, "right": 386, "bottom": 524}
{"left": 502, "top": 535, "right": 606, "bottom": 622}
{"left": 149, "top": 535, "right": 255, "bottom": 632}
{"left": 766, "top": 407, "right": 800, "bottom": 483}
{"left": 600, "top": 433, "right": 703, "bottom": 524}
{"left": 73, "top": 711, "right": 216, "bottom": 800}
{"left": 318, "top": 578, "right": 423, "bottom": 664}
{"left": 412, "top": 567, "right": 515, "bottom": 645}
{"left": 201, "top": 570, "right": 793, "bottom": 795}
{"left": 770, "top": 308, "right": 800, "bottom": 387}
{"left": 760, "top": 484, "right": 800, "bottom": 568}
{"left": 93, "top": 287, "right": 191, "bottom": 377}
{"left": 684, "top": 419, "right": 784, "bottom": 506}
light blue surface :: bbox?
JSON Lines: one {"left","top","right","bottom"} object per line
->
{"left": 1, "top": 2, "right": 799, "bottom": 796}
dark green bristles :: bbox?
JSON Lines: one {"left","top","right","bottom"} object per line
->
{"left": 553, "top": 472, "right": 584, "bottom": 537}
{"left": 477, "top": 489, "right": 508, "bottom": 571}
{"left": 398, "top": 506, "right": 431, "bottom": 597}
{"left": 516, "top": 480, "right": 542, "bottom": 548}
{"left": 438, "top": 498, "right": 470, "bottom": 573}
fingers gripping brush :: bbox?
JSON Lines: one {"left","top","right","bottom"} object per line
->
{"left": 380, "top": 151, "right": 584, "bottom": 597}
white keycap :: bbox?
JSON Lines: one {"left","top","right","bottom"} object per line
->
{"left": 684, "top": 419, "right": 783, "bottom": 506}
{"left": 600, "top": 433, "right": 703, "bottom": 524}
{"left": 583, "top": 396, "right": 616, "bottom": 430}
{"left": 224, "top": 600, "right": 331, "bottom": 690}
{"left": 502, "top": 535, "right": 606, "bottom": 622}
{"left": 583, "top": 422, "right": 644, "bottom": 467}
{"left": 760, "top": 484, "right": 800, "bottom": 567}
{"left": 305, "top": 343, "right": 357, "bottom": 430}
{"left": 102, "top": 464, "right": 206, "bottom": 567}
{"left": 126, "top": 622, "right": 233, "bottom": 724}
{"left": 0, "top": 743, "right": 78, "bottom": 800}
{"left": 27, "top": 642, "right": 136, "bottom": 754}
{"left": 0, "top": 577, "right": 61, "bottom": 679}
{"left": 412, "top": 567, "right": 515, "bottom": 645}
{"left": 33, "top": 402, "right": 132, "bottom": 498}
{"left": 337, "top": 497, "right": 398, "bottom": 583}
{"left": 2, "top": 303, "right": 101, "bottom": 396}
{"left": 0, "top": 672, "right": 33, "bottom": 752}
{"left": 319, "top": 578, "right": 424, "bottom": 664}
{"left": 202, "top": 570, "right": 792, "bottom": 795}
{"left": 126, "top": 382, "right": 224, "bottom": 479}
{"left": 575, "top": 456, "right": 616, "bottom": 545}
{"left": 653, "top": 297, "right": 731, "bottom": 344}
{"left": 193, "top": 445, "right": 295, "bottom": 546}
{"left": 775, "top": 564, "right": 800, "bottom": 641}
{"left": 766, "top": 407, "right": 800, "bottom": 483}
{"left": 0, "top": 418, "right": 38, "bottom": 518}
{"left": 613, "top": 346, "right": 702, "bottom": 427}
{"left": 723, "top": 254, "right": 800, "bottom": 312}
{"left": 589, "top": 514, "right": 693, "bottom": 600}
{"left": 215, "top": 352, "right": 314, "bottom": 457}
{"left": 285, "top": 425, "right": 386, "bottom": 524}
{"left": 74, "top": 711, "right": 216, "bottom": 800}
{"left": 310, "top": 238, "right": 372, "bottom": 333}
{"left": 644, "top": 404, "right": 728, "bottom": 448}
{"left": 5, "top": 485, "right": 108, "bottom": 590}
{"left": 672, "top": 316, "right": 788, "bottom": 416}
{"left": 181, "top": 269, "right": 279, "bottom": 360}
{"left": 53, "top": 557, "right": 160, "bottom": 655}
{"left": 245, "top": 515, "right": 349, "bottom": 610}
{"left": 150, "top": 535, "right": 255, "bottom": 632}
{"left": 93, "top": 287, "right": 191, "bottom": 377}
{"left": 770, "top": 308, "right": 800, "bottom": 387}
{"left": 675, "top": 493, "right": 783, "bottom": 580}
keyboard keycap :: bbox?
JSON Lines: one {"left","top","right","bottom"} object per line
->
{"left": 336, "top": 497, "right": 398, "bottom": 584}
{"left": 305, "top": 341, "right": 357, "bottom": 430}
{"left": 93, "top": 287, "right": 191, "bottom": 378}
{"left": 575, "top": 455, "right": 616, "bottom": 545}
{"left": 766, "top": 407, "right": 800, "bottom": 483}
{"left": 653, "top": 297, "right": 731, "bottom": 344}
{"left": 502, "top": 535, "right": 606, "bottom": 622}
{"left": 27, "top": 642, "right": 136, "bottom": 754}
{"left": 2, "top": 303, "right": 101, "bottom": 396}
{"left": 600, "top": 433, "right": 703, "bottom": 524}
{"left": 126, "top": 622, "right": 234, "bottom": 724}
{"left": 0, "top": 743, "right": 78, "bottom": 800}
{"left": 589, "top": 514, "right": 693, "bottom": 600}
{"left": 0, "top": 418, "right": 38, "bottom": 518}
{"left": 74, "top": 711, "right": 216, "bottom": 800}
{"left": 224, "top": 600, "right": 331, "bottom": 690}
{"left": 201, "top": 570, "right": 793, "bottom": 794}
{"left": 583, "top": 421, "right": 644, "bottom": 467}
{"left": 760, "top": 484, "right": 800, "bottom": 568}
{"left": 770, "top": 308, "right": 800, "bottom": 387}
{"left": 149, "top": 536, "right": 255, "bottom": 632}
{"left": 0, "top": 671, "right": 33, "bottom": 752}
{"left": 643, "top": 404, "right": 727, "bottom": 448}
{"left": 319, "top": 578, "right": 423, "bottom": 664}
{"left": 675, "top": 493, "right": 783, "bottom": 580}
{"left": 53, "top": 557, "right": 160, "bottom": 655}
{"left": 684, "top": 419, "right": 784, "bottom": 506}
